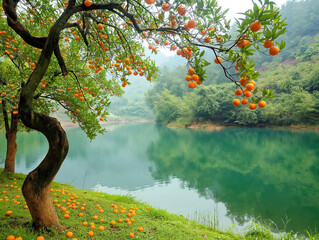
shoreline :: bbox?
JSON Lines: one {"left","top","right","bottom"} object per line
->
{"left": 167, "top": 121, "right": 319, "bottom": 131}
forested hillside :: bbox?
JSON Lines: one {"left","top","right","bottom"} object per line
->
{"left": 145, "top": 0, "right": 319, "bottom": 127}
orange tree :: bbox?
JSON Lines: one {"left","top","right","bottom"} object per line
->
{"left": 1, "top": 0, "right": 286, "bottom": 231}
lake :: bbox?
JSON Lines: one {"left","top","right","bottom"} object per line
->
{"left": 1, "top": 122, "right": 319, "bottom": 234}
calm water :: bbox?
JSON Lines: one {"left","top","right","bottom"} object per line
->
{"left": 1, "top": 122, "right": 319, "bottom": 234}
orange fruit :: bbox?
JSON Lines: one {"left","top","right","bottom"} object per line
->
{"left": 36, "top": 237, "right": 45, "bottom": 240}
{"left": 216, "top": 36, "right": 223, "bottom": 42}
{"left": 138, "top": 227, "right": 144, "bottom": 231}
{"left": 187, "top": 19, "right": 197, "bottom": 29}
{"left": 243, "top": 91, "right": 251, "bottom": 97}
{"left": 241, "top": 99, "right": 249, "bottom": 105}
{"left": 185, "top": 75, "right": 191, "bottom": 81}
{"left": 249, "top": 103, "right": 257, "bottom": 110}
{"left": 191, "top": 74, "right": 199, "bottom": 81}
{"left": 88, "top": 231, "right": 94, "bottom": 237}
{"left": 188, "top": 82, "right": 197, "bottom": 89}
{"left": 246, "top": 83, "right": 254, "bottom": 91}
{"left": 75, "top": 36, "right": 80, "bottom": 40}
{"left": 84, "top": 0, "right": 92, "bottom": 7}
{"left": 129, "top": 233, "right": 135, "bottom": 238}
{"left": 66, "top": 232, "right": 73, "bottom": 238}
{"left": 269, "top": 46, "right": 279, "bottom": 56}
{"left": 82, "top": 222, "right": 88, "bottom": 226}
{"left": 145, "top": 0, "right": 155, "bottom": 4}
{"left": 250, "top": 21, "right": 262, "bottom": 32}
{"left": 188, "top": 68, "right": 195, "bottom": 75}
{"left": 6, "top": 210, "right": 13, "bottom": 216}
{"left": 99, "top": 226, "right": 104, "bottom": 231}
{"left": 110, "top": 220, "right": 116, "bottom": 225}
{"left": 214, "top": 57, "right": 222, "bottom": 64}
{"left": 177, "top": 5, "right": 186, "bottom": 16}
{"left": 258, "top": 100, "right": 266, "bottom": 108}
{"left": 204, "top": 36, "right": 211, "bottom": 43}
{"left": 6, "top": 236, "right": 15, "bottom": 240}
{"left": 232, "top": 99, "right": 240, "bottom": 106}
{"left": 97, "top": 24, "right": 103, "bottom": 30}
{"left": 234, "top": 89, "right": 243, "bottom": 96}
{"left": 162, "top": 3, "right": 170, "bottom": 11}
{"left": 264, "top": 40, "right": 273, "bottom": 48}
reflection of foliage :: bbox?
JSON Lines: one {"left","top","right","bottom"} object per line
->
{"left": 147, "top": 127, "right": 319, "bottom": 231}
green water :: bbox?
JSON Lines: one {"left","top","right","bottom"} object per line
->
{"left": 0, "top": 122, "right": 319, "bottom": 233}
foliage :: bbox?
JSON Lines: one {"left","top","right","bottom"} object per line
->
{"left": 145, "top": 0, "right": 319, "bottom": 127}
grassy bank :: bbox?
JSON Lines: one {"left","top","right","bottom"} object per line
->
{"left": 1, "top": 170, "right": 318, "bottom": 240}
{"left": 0, "top": 169, "right": 241, "bottom": 240}
{"left": 167, "top": 120, "right": 319, "bottom": 131}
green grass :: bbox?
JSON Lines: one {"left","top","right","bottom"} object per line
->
{"left": 1, "top": 169, "right": 318, "bottom": 240}
{"left": 0, "top": 169, "right": 241, "bottom": 240}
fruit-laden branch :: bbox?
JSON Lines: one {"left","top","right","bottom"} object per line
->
{"left": 2, "top": 0, "right": 47, "bottom": 49}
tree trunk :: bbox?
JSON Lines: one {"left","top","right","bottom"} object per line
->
{"left": 22, "top": 113, "right": 69, "bottom": 230}
{"left": 3, "top": 0, "right": 77, "bottom": 230}
{"left": 2, "top": 101, "right": 18, "bottom": 173}
{"left": 21, "top": 115, "right": 68, "bottom": 231}
{"left": 4, "top": 128, "right": 17, "bottom": 173}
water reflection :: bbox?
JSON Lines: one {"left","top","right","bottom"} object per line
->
{"left": 0, "top": 123, "right": 318, "bottom": 233}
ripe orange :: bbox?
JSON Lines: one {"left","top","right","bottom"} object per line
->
{"left": 234, "top": 89, "right": 243, "bottom": 96}
{"left": 36, "top": 237, "right": 45, "bottom": 240}
{"left": 185, "top": 75, "right": 191, "bottom": 81}
{"left": 240, "top": 78, "right": 247, "bottom": 86}
{"left": 243, "top": 91, "right": 251, "bottom": 97}
{"left": 204, "top": 36, "right": 211, "bottom": 43}
{"left": 110, "top": 220, "right": 116, "bottom": 225}
{"left": 216, "top": 36, "right": 223, "bottom": 42}
{"left": 75, "top": 36, "right": 80, "bottom": 40}
{"left": 188, "top": 82, "right": 197, "bottom": 88}
{"left": 188, "top": 68, "right": 195, "bottom": 75}
{"left": 129, "top": 233, "right": 135, "bottom": 238}
{"left": 269, "top": 46, "right": 279, "bottom": 56}
{"left": 99, "top": 226, "right": 104, "bottom": 231}
{"left": 264, "top": 39, "right": 273, "bottom": 48}
{"left": 138, "top": 227, "right": 144, "bottom": 231}
{"left": 187, "top": 19, "right": 197, "bottom": 29}
{"left": 246, "top": 83, "right": 254, "bottom": 91}
{"left": 249, "top": 103, "right": 257, "bottom": 110}
{"left": 258, "top": 100, "right": 266, "bottom": 108}
{"left": 84, "top": 0, "right": 92, "bottom": 7}
{"left": 6, "top": 211, "right": 13, "bottom": 216}
{"left": 177, "top": 5, "right": 186, "bottom": 16}
{"left": 6, "top": 236, "right": 15, "bottom": 240}
{"left": 214, "top": 57, "right": 222, "bottom": 64}
{"left": 145, "top": 0, "right": 155, "bottom": 4}
{"left": 232, "top": 99, "right": 241, "bottom": 106}
{"left": 241, "top": 99, "right": 249, "bottom": 105}
{"left": 97, "top": 24, "right": 103, "bottom": 30}
{"left": 162, "top": 3, "right": 170, "bottom": 11}
{"left": 88, "top": 231, "right": 94, "bottom": 237}
{"left": 99, "top": 117, "right": 104, "bottom": 121}
{"left": 82, "top": 222, "right": 88, "bottom": 226}
{"left": 191, "top": 74, "right": 199, "bottom": 81}
{"left": 66, "top": 232, "right": 73, "bottom": 238}
{"left": 250, "top": 21, "right": 262, "bottom": 32}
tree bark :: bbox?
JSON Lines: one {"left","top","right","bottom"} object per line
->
{"left": 21, "top": 114, "right": 69, "bottom": 231}
{"left": 4, "top": 114, "right": 18, "bottom": 173}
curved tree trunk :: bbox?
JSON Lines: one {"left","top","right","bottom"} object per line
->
{"left": 21, "top": 114, "right": 69, "bottom": 231}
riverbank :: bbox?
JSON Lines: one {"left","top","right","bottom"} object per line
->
{"left": 167, "top": 120, "right": 319, "bottom": 131}
{"left": 0, "top": 169, "right": 242, "bottom": 240}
